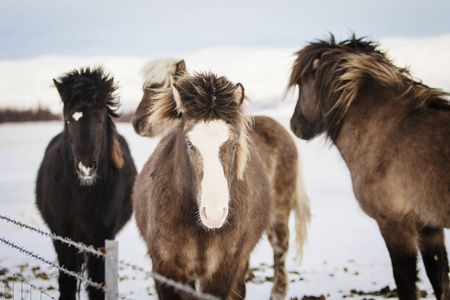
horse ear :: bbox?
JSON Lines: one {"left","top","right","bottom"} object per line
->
{"left": 175, "top": 60, "right": 187, "bottom": 76}
{"left": 232, "top": 83, "right": 244, "bottom": 105}
{"left": 172, "top": 83, "right": 184, "bottom": 113}
{"left": 312, "top": 59, "right": 319, "bottom": 70}
{"left": 53, "top": 79, "right": 64, "bottom": 98}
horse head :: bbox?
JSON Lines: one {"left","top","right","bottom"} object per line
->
{"left": 287, "top": 39, "right": 335, "bottom": 141}
{"left": 288, "top": 35, "right": 410, "bottom": 141}
{"left": 54, "top": 67, "right": 121, "bottom": 185}
{"left": 132, "top": 58, "right": 186, "bottom": 137}
{"left": 151, "top": 72, "right": 252, "bottom": 229}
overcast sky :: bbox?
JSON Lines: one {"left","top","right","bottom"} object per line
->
{"left": 1, "top": 0, "right": 449, "bottom": 60}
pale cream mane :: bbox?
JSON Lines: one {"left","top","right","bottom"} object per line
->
{"left": 141, "top": 58, "right": 183, "bottom": 90}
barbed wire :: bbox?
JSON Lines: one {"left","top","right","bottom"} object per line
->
{"left": 117, "top": 260, "right": 220, "bottom": 300}
{"left": 0, "top": 215, "right": 103, "bottom": 257}
{"left": 0, "top": 214, "right": 221, "bottom": 300}
{"left": 0, "top": 237, "right": 104, "bottom": 291}
{"left": 0, "top": 265, "right": 56, "bottom": 300}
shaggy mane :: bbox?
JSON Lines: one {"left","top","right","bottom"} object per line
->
{"left": 288, "top": 35, "right": 449, "bottom": 138}
{"left": 141, "top": 58, "right": 183, "bottom": 90}
{"left": 150, "top": 72, "right": 253, "bottom": 179}
{"left": 55, "top": 67, "right": 120, "bottom": 118}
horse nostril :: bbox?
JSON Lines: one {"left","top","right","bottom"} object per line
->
{"left": 76, "top": 160, "right": 97, "bottom": 177}
{"left": 200, "top": 206, "right": 228, "bottom": 229}
{"left": 201, "top": 206, "right": 207, "bottom": 219}
{"left": 290, "top": 121, "right": 297, "bottom": 133}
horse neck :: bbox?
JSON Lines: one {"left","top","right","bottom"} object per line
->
{"left": 334, "top": 82, "right": 409, "bottom": 166}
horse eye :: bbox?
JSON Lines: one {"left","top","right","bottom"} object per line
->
{"left": 66, "top": 120, "right": 71, "bottom": 125}
{"left": 232, "top": 143, "right": 238, "bottom": 151}
{"left": 187, "top": 142, "right": 194, "bottom": 150}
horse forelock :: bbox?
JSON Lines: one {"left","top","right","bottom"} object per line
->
{"left": 57, "top": 67, "right": 120, "bottom": 118}
{"left": 141, "top": 58, "right": 182, "bottom": 90}
{"left": 174, "top": 72, "right": 245, "bottom": 123}
{"left": 148, "top": 87, "right": 179, "bottom": 125}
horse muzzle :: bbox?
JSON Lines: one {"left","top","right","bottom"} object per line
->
{"left": 200, "top": 205, "right": 228, "bottom": 229}
{"left": 290, "top": 118, "right": 304, "bottom": 139}
{"left": 290, "top": 116, "right": 316, "bottom": 140}
{"left": 75, "top": 160, "right": 98, "bottom": 185}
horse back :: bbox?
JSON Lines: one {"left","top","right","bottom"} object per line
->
{"left": 395, "top": 105, "right": 450, "bottom": 226}
{"left": 251, "top": 115, "right": 298, "bottom": 194}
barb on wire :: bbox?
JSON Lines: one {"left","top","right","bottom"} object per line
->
{"left": 118, "top": 260, "right": 221, "bottom": 300}
{"left": 0, "top": 236, "right": 104, "bottom": 291}
{"left": 0, "top": 265, "right": 56, "bottom": 300}
{"left": 0, "top": 214, "right": 103, "bottom": 257}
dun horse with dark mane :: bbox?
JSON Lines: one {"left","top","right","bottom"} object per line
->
{"left": 288, "top": 35, "right": 450, "bottom": 300}
{"left": 133, "top": 70, "right": 310, "bottom": 299}
{"left": 36, "top": 67, "right": 137, "bottom": 300}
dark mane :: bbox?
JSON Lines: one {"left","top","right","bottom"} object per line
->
{"left": 175, "top": 72, "right": 243, "bottom": 125}
{"left": 288, "top": 35, "right": 449, "bottom": 139}
{"left": 288, "top": 35, "right": 382, "bottom": 88}
{"left": 55, "top": 67, "right": 120, "bottom": 118}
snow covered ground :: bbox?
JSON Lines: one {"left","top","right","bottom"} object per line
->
{"left": 1, "top": 104, "right": 449, "bottom": 299}
{"left": 1, "top": 35, "right": 450, "bottom": 299}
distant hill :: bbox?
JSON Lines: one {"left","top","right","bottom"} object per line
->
{"left": 0, "top": 35, "right": 448, "bottom": 116}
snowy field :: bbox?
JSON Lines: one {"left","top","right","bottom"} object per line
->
{"left": 1, "top": 35, "right": 450, "bottom": 299}
{"left": 1, "top": 107, "right": 449, "bottom": 299}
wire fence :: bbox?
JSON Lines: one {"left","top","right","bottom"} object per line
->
{"left": 0, "top": 266, "right": 56, "bottom": 300}
{"left": 0, "top": 214, "right": 220, "bottom": 300}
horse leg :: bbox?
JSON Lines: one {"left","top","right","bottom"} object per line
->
{"left": 267, "top": 208, "right": 290, "bottom": 300}
{"left": 86, "top": 253, "right": 105, "bottom": 300}
{"left": 53, "top": 240, "right": 83, "bottom": 300}
{"left": 229, "top": 260, "right": 249, "bottom": 300}
{"left": 377, "top": 218, "right": 419, "bottom": 300}
{"left": 417, "top": 226, "right": 450, "bottom": 300}
{"left": 200, "top": 264, "right": 238, "bottom": 300}
{"left": 152, "top": 264, "right": 191, "bottom": 300}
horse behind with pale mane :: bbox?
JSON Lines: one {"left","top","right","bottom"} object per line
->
{"left": 131, "top": 58, "right": 186, "bottom": 137}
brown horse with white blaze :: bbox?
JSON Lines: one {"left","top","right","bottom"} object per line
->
{"left": 288, "top": 35, "right": 450, "bottom": 300}
{"left": 133, "top": 71, "right": 310, "bottom": 299}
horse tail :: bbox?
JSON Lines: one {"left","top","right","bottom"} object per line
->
{"left": 292, "top": 147, "right": 311, "bottom": 263}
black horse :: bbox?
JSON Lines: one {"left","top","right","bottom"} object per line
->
{"left": 36, "top": 67, "right": 137, "bottom": 300}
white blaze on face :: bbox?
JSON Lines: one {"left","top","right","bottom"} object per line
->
{"left": 188, "top": 120, "right": 230, "bottom": 229}
{"left": 72, "top": 111, "right": 83, "bottom": 121}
